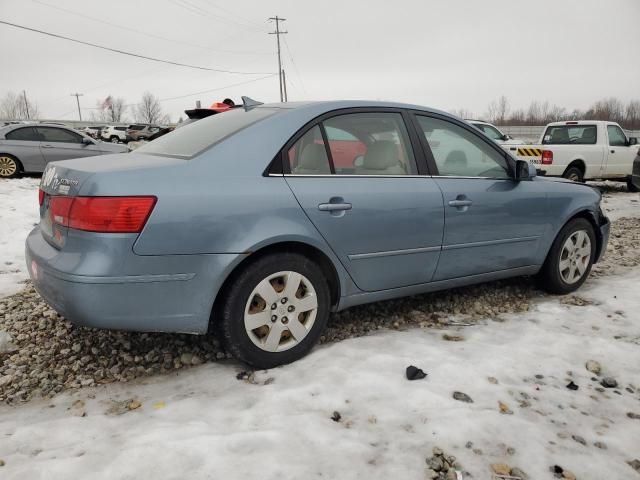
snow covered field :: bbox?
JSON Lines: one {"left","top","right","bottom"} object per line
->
{"left": 0, "top": 177, "right": 639, "bottom": 479}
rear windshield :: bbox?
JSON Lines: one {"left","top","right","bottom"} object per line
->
{"left": 542, "top": 125, "right": 597, "bottom": 145}
{"left": 136, "top": 107, "right": 278, "bottom": 158}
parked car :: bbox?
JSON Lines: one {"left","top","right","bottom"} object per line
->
{"left": 507, "top": 121, "right": 639, "bottom": 189}
{"left": 127, "top": 127, "right": 174, "bottom": 151}
{"left": 126, "top": 125, "right": 161, "bottom": 142}
{"left": 0, "top": 123, "right": 127, "bottom": 177}
{"left": 81, "top": 125, "right": 106, "bottom": 139}
{"left": 467, "top": 120, "right": 522, "bottom": 145}
{"left": 26, "top": 100, "right": 610, "bottom": 368}
{"left": 100, "top": 125, "right": 128, "bottom": 143}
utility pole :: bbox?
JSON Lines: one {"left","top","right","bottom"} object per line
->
{"left": 282, "top": 70, "right": 288, "bottom": 102}
{"left": 71, "top": 92, "right": 84, "bottom": 121}
{"left": 268, "top": 16, "right": 287, "bottom": 102}
{"left": 22, "top": 90, "right": 30, "bottom": 120}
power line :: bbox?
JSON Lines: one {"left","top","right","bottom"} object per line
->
{"left": 32, "top": 0, "right": 271, "bottom": 56}
{"left": 158, "top": 73, "right": 277, "bottom": 102}
{"left": 169, "top": 0, "right": 264, "bottom": 33}
{"left": 0, "top": 20, "right": 274, "bottom": 75}
{"left": 283, "top": 36, "right": 307, "bottom": 95}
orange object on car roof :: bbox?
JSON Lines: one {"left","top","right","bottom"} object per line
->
{"left": 209, "top": 102, "right": 232, "bottom": 112}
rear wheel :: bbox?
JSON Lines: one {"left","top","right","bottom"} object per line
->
{"left": 0, "top": 155, "right": 20, "bottom": 178}
{"left": 110, "top": 136, "right": 120, "bottom": 143}
{"left": 220, "top": 253, "right": 330, "bottom": 368}
{"left": 538, "top": 218, "right": 596, "bottom": 294}
{"left": 563, "top": 166, "right": 584, "bottom": 183}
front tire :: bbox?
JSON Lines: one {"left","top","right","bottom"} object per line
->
{"left": 538, "top": 218, "right": 596, "bottom": 294}
{"left": 220, "top": 253, "right": 331, "bottom": 368}
{"left": 0, "top": 154, "right": 21, "bottom": 178}
{"left": 563, "top": 166, "right": 584, "bottom": 183}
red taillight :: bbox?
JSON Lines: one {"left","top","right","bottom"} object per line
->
{"left": 49, "top": 196, "right": 156, "bottom": 233}
{"left": 541, "top": 150, "right": 554, "bottom": 165}
{"left": 38, "top": 188, "right": 44, "bottom": 206}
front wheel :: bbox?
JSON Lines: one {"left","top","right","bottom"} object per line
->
{"left": 0, "top": 155, "right": 21, "bottom": 178}
{"left": 538, "top": 218, "right": 596, "bottom": 294}
{"left": 220, "top": 253, "right": 331, "bottom": 368}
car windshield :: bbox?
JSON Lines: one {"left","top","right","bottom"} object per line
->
{"left": 542, "top": 125, "right": 597, "bottom": 145}
{"left": 136, "top": 107, "right": 279, "bottom": 158}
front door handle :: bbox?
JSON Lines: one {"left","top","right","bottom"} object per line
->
{"left": 448, "top": 199, "right": 473, "bottom": 207}
{"left": 318, "top": 202, "right": 352, "bottom": 212}
{"left": 610, "top": 150, "right": 615, "bottom": 154}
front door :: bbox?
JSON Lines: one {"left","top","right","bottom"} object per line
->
{"left": 413, "top": 114, "right": 551, "bottom": 281}
{"left": 605, "top": 124, "right": 636, "bottom": 177}
{"left": 284, "top": 112, "right": 444, "bottom": 292}
{"left": 36, "top": 127, "right": 102, "bottom": 164}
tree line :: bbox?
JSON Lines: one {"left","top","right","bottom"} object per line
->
{"left": 0, "top": 91, "right": 171, "bottom": 125}
{"left": 453, "top": 96, "right": 640, "bottom": 130}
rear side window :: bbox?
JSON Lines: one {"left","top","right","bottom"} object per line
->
{"left": 607, "top": 125, "right": 627, "bottom": 146}
{"left": 5, "top": 127, "right": 39, "bottom": 141}
{"left": 129, "top": 125, "right": 145, "bottom": 131}
{"left": 288, "top": 125, "right": 331, "bottom": 174}
{"left": 542, "top": 125, "right": 597, "bottom": 145}
{"left": 36, "top": 127, "right": 83, "bottom": 144}
{"left": 136, "top": 108, "right": 278, "bottom": 158}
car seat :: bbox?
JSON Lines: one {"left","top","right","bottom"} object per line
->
{"left": 550, "top": 128, "right": 569, "bottom": 143}
{"left": 354, "top": 141, "right": 406, "bottom": 175}
{"left": 293, "top": 144, "right": 331, "bottom": 174}
{"left": 443, "top": 150, "right": 468, "bottom": 175}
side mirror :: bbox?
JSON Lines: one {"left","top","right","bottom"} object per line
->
{"left": 502, "top": 134, "right": 511, "bottom": 141}
{"left": 515, "top": 159, "right": 535, "bottom": 180}
{"left": 629, "top": 137, "right": 638, "bottom": 146}
{"left": 81, "top": 137, "right": 93, "bottom": 145}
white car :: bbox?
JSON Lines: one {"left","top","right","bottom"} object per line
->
{"left": 508, "top": 121, "right": 639, "bottom": 189}
{"left": 466, "top": 120, "right": 522, "bottom": 145}
{"left": 100, "top": 125, "right": 128, "bottom": 143}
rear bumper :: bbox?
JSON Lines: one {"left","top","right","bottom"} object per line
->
{"left": 25, "top": 226, "right": 241, "bottom": 334}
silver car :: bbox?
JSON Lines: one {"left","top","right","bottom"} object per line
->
{"left": 0, "top": 123, "right": 127, "bottom": 178}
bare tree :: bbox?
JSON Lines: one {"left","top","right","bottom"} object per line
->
{"left": 625, "top": 100, "right": 640, "bottom": 130}
{"left": 485, "top": 96, "right": 510, "bottom": 124}
{"left": 0, "top": 91, "right": 39, "bottom": 120}
{"left": 135, "top": 92, "right": 168, "bottom": 124}
{"left": 449, "top": 108, "right": 474, "bottom": 119}
{"left": 91, "top": 96, "right": 128, "bottom": 123}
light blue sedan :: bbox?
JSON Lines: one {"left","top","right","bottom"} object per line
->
{"left": 26, "top": 99, "right": 610, "bottom": 368}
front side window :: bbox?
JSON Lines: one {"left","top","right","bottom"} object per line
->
{"left": 36, "top": 127, "right": 83, "bottom": 144}
{"left": 607, "top": 125, "right": 627, "bottom": 146}
{"left": 287, "top": 125, "right": 331, "bottom": 174}
{"left": 322, "top": 112, "right": 417, "bottom": 175}
{"left": 477, "top": 124, "right": 504, "bottom": 141}
{"left": 417, "top": 116, "right": 510, "bottom": 178}
{"left": 5, "top": 127, "right": 39, "bottom": 141}
{"left": 542, "top": 125, "right": 597, "bottom": 145}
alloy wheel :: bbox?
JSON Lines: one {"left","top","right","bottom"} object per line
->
{"left": 559, "top": 230, "right": 591, "bottom": 284}
{"left": 0, "top": 156, "right": 17, "bottom": 177}
{"left": 244, "top": 271, "right": 318, "bottom": 353}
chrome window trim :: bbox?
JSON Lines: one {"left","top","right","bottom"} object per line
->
{"left": 348, "top": 245, "right": 441, "bottom": 260}
{"left": 273, "top": 173, "right": 512, "bottom": 180}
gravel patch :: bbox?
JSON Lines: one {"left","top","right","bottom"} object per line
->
{"left": 1, "top": 216, "right": 639, "bottom": 404}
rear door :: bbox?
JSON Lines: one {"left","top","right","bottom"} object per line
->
{"left": 605, "top": 124, "right": 635, "bottom": 177}
{"left": 2, "top": 126, "right": 45, "bottom": 172}
{"left": 36, "top": 127, "right": 103, "bottom": 164}
{"left": 284, "top": 110, "right": 444, "bottom": 292}
{"left": 413, "top": 113, "right": 551, "bottom": 281}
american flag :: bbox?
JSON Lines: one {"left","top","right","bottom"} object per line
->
{"left": 101, "top": 96, "right": 113, "bottom": 110}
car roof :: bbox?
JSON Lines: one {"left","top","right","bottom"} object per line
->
{"left": 545, "top": 120, "right": 616, "bottom": 127}
{"left": 255, "top": 100, "right": 453, "bottom": 116}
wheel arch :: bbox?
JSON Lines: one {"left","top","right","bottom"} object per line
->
{"left": 209, "top": 240, "right": 342, "bottom": 331}
{"left": 553, "top": 208, "right": 604, "bottom": 263}
{"left": 0, "top": 152, "right": 24, "bottom": 175}
{"left": 562, "top": 159, "right": 586, "bottom": 178}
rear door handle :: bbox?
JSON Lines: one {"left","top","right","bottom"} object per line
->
{"left": 448, "top": 200, "right": 473, "bottom": 207}
{"left": 318, "top": 202, "right": 352, "bottom": 211}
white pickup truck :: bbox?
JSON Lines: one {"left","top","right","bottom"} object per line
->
{"left": 505, "top": 121, "right": 639, "bottom": 190}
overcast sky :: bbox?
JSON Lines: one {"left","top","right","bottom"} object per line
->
{"left": 1, "top": 0, "right": 639, "bottom": 122}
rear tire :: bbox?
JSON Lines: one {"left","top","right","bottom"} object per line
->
{"left": 538, "top": 218, "right": 596, "bottom": 294}
{"left": 563, "top": 166, "right": 584, "bottom": 183}
{"left": 110, "top": 136, "right": 120, "bottom": 143}
{"left": 0, "top": 154, "right": 21, "bottom": 178}
{"left": 220, "top": 253, "right": 330, "bottom": 369}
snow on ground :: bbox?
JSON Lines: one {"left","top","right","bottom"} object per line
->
{"left": 1, "top": 270, "right": 639, "bottom": 479}
{"left": 0, "top": 178, "right": 40, "bottom": 298}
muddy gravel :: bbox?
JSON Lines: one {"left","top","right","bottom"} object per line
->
{"left": 1, "top": 216, "right": 639, "bottom": 404}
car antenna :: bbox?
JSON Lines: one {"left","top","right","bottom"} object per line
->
{"left": 241, "top": 96, "right": 264, "bottom": 111}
